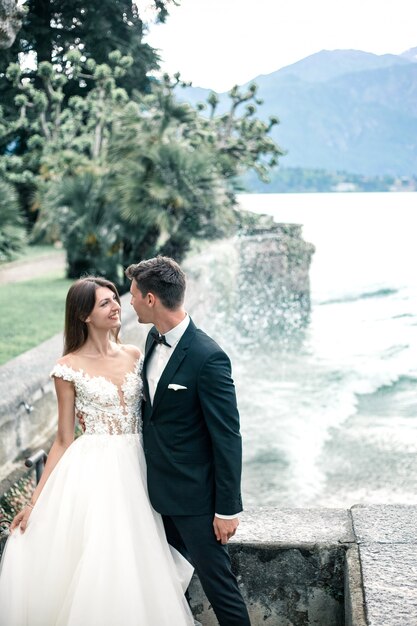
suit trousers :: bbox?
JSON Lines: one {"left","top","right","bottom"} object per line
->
{"left": 163, "top": 514, "right": 251, "bottom": 626}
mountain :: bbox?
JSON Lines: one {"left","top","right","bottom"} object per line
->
{"left": 256, "top": 48, "right": 410, "bottom": 83}
{"left": 177, "top": 49, "right": 417, "bottom": 177}
{"left": 401, "top": 47, "right": 417, "bottom": 62}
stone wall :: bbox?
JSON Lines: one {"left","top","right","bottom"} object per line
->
{"left": 188, "top": 506, "right": 417, "bottom": 625}
{"left": 236, "top": 225, "right": 315, "bottom": 337}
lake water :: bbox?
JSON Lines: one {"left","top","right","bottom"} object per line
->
{"left": 206, "top": 192, "right": 417, "bottom": 508}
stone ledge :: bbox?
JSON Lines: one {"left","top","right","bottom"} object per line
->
{"left": 351, "top": 504, "right": 417, "bottom": 544}
{"left": 234, "top": 507, "right": 355, "bottom": 545}
{"left": 351, "top": 505, "right": 417, "bottom": 626}
{"left": 189, "top": 507, "right": 357, "bottom": 625}
{"left": 358, "top": 543, "right": 417, "bottom": 625}
{"left": 191, "top": 506, "right": 417, "bottom": 625}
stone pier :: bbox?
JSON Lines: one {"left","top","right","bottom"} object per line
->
{"left": 236, "top": 224, "right": 315, "bottom": 337}
{"left": 188, "top": 505, "right": 417, "bottom": 625}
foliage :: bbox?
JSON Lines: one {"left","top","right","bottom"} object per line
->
{"left": 0, "top": 180, "right": 26, "bottom": 261}
{"left": 108, "top": 79, "right": 233, "bottom": 262}
{"left": 0, "top": 0, "right": 175, "bottom": 103}
{"left": 1, "top": 47, "right": 282, "bottom": 290}
{"left": 241, "top": 167, "right": 417, "bottom": 193}
{"left": 1, "top": 48, "right": 133, "bottom": 178}
{"left": 40, "top": 173, "right": 125, "bottom": 284}
{"left": 193, "top": 83, "right": 282, "bottom": 181}
{"left": 109, "top": 75, "right": 284, "bottom": 263}
{"left": 0, "top": 474, "right": 36, "bottom": 542}
{"left": 0, "top": 0, "right": 177, "bottom": 227}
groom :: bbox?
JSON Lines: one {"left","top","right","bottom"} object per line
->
{"left": 126, "top": 256, "right": 250, "bottom": 626}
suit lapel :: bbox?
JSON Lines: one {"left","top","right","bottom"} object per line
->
{"left": 150, "top": 319, "right": 197, "bottom": 416}
{"left": 142, "top": 328, "right": 157, "bottom": 405}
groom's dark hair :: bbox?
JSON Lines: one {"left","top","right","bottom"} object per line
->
{"left": 125, "top": 256, "right": 186, "bottom": 310}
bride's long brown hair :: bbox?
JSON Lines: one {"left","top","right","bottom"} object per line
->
{"left": 63, "top": 276, "right": 121, "bottom": 355}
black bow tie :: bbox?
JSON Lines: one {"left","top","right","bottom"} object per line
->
{"left": 150, "top": 330, "right": 171, "bottom": 347}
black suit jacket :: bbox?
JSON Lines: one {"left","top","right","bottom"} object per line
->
{"left": 141, "top": 318, "right": 243, "bottom": 516}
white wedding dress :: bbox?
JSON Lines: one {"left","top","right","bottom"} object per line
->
{"left": 0, "top": 358, "right": 194, "bottom": 626}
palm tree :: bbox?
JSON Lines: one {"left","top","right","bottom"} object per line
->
{"left": 108, "top": 84, "right": 237, "bottom": 264}
{"left": 0, "top": 181, "right": 26, "bottom": 262}
{"left": 37, "top": 173, "right": 125, "bottom": 287}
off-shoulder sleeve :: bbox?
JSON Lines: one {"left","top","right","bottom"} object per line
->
{"left": 50, "top": 363, "right": 76, "bottom": 383}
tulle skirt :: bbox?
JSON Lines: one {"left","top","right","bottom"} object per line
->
{"left": 0, "top": 434, "right": 194, "bottom": 626}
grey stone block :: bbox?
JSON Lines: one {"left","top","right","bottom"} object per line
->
{"left": 352, "top": 504, "right": 417, "bottom": 544}
{"left": 235, "top": 507, "right": 354, "bottom": 546}
{"left": 360, "top": 543, "right": 417, "bottom": 626}
{"left": 352, "top": 505, "right": 417, "bottom": 626}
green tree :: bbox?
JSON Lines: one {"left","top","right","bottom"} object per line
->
{"left": 0, "top": 0, "right": 177, "bottom": 227}
{"left": 1, "top": 52, "right": 283, "bottom": 288}
{"left": 109, "top": 75, "right": 284, "bottom": 260}
{"left": 199, "top": 83, "right": 282, "bottom": 182}
{"left": 1, "top": 0, "right": 175, "bottom": 101}
{"left": 108, "top": 76, "right": 233, "bottom": 262}
{"left": 0, "top": 48, "right": 134, "bottom": 229}
{"left": 5, "top": 50, "right": 135, "bottom": 286}
{"left": 0, "top": 180, "right": 26, "bottom": 262}
{"left": 41, "top": 173, "right": 124, "bottom": 282}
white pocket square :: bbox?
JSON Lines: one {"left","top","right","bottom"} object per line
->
{"left": 168, "top": 384, "right": 188, "bottom": 391}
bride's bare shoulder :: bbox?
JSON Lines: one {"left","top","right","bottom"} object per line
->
{"left": 55, "top": 353, "right": 78, "bottom": 368}
{"left": 120, "top": 344, "right": 142, "bottom": 361}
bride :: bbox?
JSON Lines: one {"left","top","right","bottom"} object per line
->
{"left": 0, "top": 276, "right": 194, "bottom": 626}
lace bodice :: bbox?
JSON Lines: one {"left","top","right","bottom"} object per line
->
{"left": 50, "top": 358, "right": 143, "bottom": 436}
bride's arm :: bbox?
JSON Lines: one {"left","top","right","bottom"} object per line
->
{"left": 10, "top": 377, "right": 75, "bottom": 533}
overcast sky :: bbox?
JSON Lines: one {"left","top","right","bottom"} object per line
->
{"left": 143, "top": 0, "right": 417, "bottom": 91}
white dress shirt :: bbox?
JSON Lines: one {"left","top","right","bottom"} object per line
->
{"left": 146, "top": 314, "right": 239, "bottom": 520}
{"left": 147, "top": 314, "right": 190, "bottom": 405}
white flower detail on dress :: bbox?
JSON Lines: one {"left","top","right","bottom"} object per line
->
{"left": 50, "top": 358, "right": 143, "bottom": 437}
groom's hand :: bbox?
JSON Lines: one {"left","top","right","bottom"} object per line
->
{"left": 213, "top": 515, "right": 239, "bottom": 545}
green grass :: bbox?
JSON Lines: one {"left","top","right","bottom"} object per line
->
{"left": 0, "top": 244, "right": 63, "bottom": 267}
{"left": 0, "top": 274, "right": 72, "bottom": 365}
